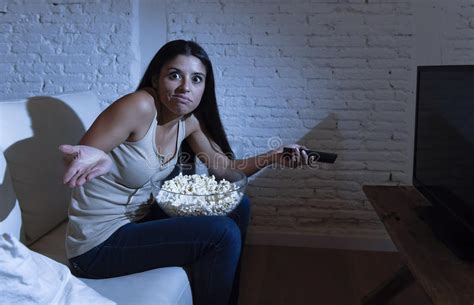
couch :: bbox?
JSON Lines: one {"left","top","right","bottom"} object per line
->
{"left": 0, "top": 92, "right": 193, "bottom": 305}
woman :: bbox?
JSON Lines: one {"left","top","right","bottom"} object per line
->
{"left": 60, "top": 40, "right": 309, "bottom": 305}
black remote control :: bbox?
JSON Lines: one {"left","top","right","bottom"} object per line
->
{"left": 283, "top": 147, "right": 338, "bottom": 164}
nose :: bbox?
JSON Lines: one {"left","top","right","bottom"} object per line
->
{"left": 177, "top": 77, "right": 190, "bottom": 93}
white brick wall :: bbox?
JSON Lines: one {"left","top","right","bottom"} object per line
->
{"left": 439, "top": 1, "right": 474, "bottom": 64}
{"left": 0, "top": 0, "right": 137, "bottom": 107}
{"left": 1, "top": 0, "right": 473, "bottom": 243}
{"left": 166, "top": 0, "right": 474, "bottom": 239}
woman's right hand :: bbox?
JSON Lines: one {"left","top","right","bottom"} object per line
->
{"left": 59, "top": 144, "right": 113, "bottom": 188}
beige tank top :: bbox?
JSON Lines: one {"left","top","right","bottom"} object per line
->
{"left": 66, "top": 111, "right": 186, "bottom": 258}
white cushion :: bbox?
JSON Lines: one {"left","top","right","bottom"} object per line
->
{"left": 82, "top": 267, "right": 193, "bottom": 305}
{"left": 0, "top": 92, "right": 193, "bottom": 305}
{"left": 0, "top": 92, "right": 102, "bottom": 244}
{"left": 29, "top": 221, "right": 193, "bottom": 305}
{"left": 0, "top": 233, "right": 116, "bottom": 305}
{"left": 29, "top": 220, "right": 69, "bottom": 266}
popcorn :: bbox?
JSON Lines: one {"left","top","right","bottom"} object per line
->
{"left": 154, "top": 173, "right": 243, "bottom": 216}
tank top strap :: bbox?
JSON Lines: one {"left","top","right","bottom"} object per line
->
{"left": 142, "top": 110, "right": 158, "bottom": 143}
{"left": 178, "top": 116, "right": 186, "bottom": 142}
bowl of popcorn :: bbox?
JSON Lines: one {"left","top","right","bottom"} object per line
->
{"left": 151, "top": 165, "right": 248, "bottom": 217}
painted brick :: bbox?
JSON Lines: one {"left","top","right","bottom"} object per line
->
{"left": 1, "top": 0, "right": 134, "bottom": 104}
{"left": 3, "top": 0, "right": 473, "bottom": 241}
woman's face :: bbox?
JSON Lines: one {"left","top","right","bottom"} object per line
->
{"left": 155, "top": 54, "right": 207, "bottom": 120}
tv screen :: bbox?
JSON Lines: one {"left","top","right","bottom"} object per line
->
{"left": 414, "top": 65, "right": 474, "bottom": 236}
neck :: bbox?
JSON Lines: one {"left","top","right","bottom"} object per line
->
{"left": 150, "top": 88, "right": 183, "bottom": 126}
{"left": 158, "top": 110, "right": 182, "bottom": 126}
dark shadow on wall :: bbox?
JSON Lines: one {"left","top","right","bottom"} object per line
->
{"left": 0, "top": 97, "right": 85, "bottom": 243}
{"left": 241, "top": 113, "right": 344, "bottom": 229}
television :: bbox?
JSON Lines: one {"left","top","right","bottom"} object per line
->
{"left": 414, "top": 65, "right": 474, "bottom": 260}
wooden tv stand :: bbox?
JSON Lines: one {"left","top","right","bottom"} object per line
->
{"left": 362, "top": 185, "right": 474, "bottom": 305}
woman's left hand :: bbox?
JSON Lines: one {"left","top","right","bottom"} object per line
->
{"left": 271, "top": 144, "right": 310, "bottom": 168}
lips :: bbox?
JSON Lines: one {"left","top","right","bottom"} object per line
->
{"left": 172, "top": 95, "right": 192, "bottom": 104}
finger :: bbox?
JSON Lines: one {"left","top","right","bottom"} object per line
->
{"left": 66, "top": 175, "right": 76, "bottom": 188}
{"left": 281, "top": 152, "right": 291, "bottom": 166}
{"left": 76, "top": 176, "right": 87, "bottom": 186}
{"left": 301, "top": 150, "right": 309, "bottom": 165}
{"left": 59, "top": 145, "right": 79, "bottom": 166}
{"left": 77, "top": 162, "right": 100, "bottom": 185}
{"left": 290, "top": 157, "right": 298, "bottom": 168}
{"left": 291, "top": 157, "right": 299, "bottom": 168}
{"left": 67, "top": 172, "right": 78, "bottom": 187}
{"left": 84, "top": 168, "right": 102, "bottom": 182}
{"left": 63, "top": 163, "right": 82, "bottom": 184}
{"left": 76, "top": 169, "right": 93, "bottom": 186}
{"left": 67, "top": 167, "right": 84, "bottom": 187}
{"left": 59, "top": 144, "right": 79, "bottom": 155}
{"left": 294, "top": 147, "right": 302, "bottom": 165}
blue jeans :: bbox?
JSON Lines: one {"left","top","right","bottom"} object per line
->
{"left": 69, "top": 196, "right": 250, "bottom": 305}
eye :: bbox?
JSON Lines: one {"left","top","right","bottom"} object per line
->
{"left": 192, "top": 75, "right": 204, "bottom": 84}
{"left": 168, "top": 72, "right": 181, "bottom": 80}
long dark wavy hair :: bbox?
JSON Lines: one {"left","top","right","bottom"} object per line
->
{"left": 136, "top": 40, "right": 234, "bottom": 166}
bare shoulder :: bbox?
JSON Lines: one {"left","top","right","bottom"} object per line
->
{"left": 107, "top": 90, "right": 155, "bottom": 120}
{"left": 80, "top": 90, "right": 157, "bottom": 146}
{"left": 184, "top": 114, "right": 201, "bottom": 138}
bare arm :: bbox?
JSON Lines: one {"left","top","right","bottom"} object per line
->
{"left": 231, "top": 151, "right": 276, "bottom": 176}
{"left": 60, "top": 91, "right": 156, "bottom": 187}
{"left": 79, "top": 91, "right": 155, "bottom": 152}
{"left": 185, "top": 115, "right": 308, "bottom": 177}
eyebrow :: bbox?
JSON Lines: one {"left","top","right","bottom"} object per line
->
{"left": 167, "top": 67, "right": 206, "bottom": 77}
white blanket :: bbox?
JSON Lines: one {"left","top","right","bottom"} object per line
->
{"left": 0, "top": 233, "right": 116, "bottom": 305}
